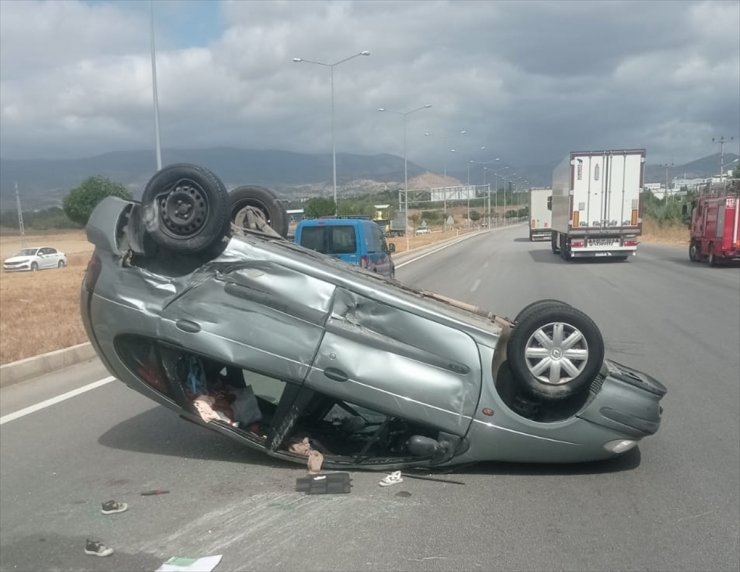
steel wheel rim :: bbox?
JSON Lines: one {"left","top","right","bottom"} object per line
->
{"left": 158, "top": 179, "right": 209, "bottom": 239}
{"left": 524, "top": 321, "right": 589, "bottom": 385}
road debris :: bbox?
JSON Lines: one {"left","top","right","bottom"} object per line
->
{"left": 156, "top": 554, "right": 222, "bottom": 572}
{"left": 296, "top": 473, "right": 352, "bottom": 494}
{"left": 84, "top": 539, "right": 114, "bottom": 557}
{"left": 379, "top": 471, "right": 403, "bottom": 487}
{"left": 141, "top": 489, "right": 170, "bottom": 496}
{"left": 100, "top": 500, "right": 128, "bottom": 514}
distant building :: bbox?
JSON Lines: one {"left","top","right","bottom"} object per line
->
{"left": 286, "top": 209, "right": 305, "bottom": 223}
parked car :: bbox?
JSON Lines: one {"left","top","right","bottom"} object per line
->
{"left": 3, "top": 246, "right": 67, "bottom": 272}
{"left": 294, "top": 217, "right": 395, "bottom": 278}
{"left": 81, "top": 164, "right": 666, "bottom": 471}
{"left": 415, "top": 227, "right": 431, "bottom": 235}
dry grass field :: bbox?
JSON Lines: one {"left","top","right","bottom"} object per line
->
{"left": 0, "top": 230, "right": 93, "bottom": 364}
{"left": 0, "top": 220, "right": 688, "bottom": 365}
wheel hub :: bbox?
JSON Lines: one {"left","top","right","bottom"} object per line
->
{"left": 524, "top": 321, "right": 589, "bottom": 385}
{"left": 159, "top": 182, "right": 209, "bottom": 238}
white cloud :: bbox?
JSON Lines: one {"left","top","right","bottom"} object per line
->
{"left": 0, "top": 0, "right": 738, "bottom": 168}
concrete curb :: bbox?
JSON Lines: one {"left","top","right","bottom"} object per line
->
{"left": 0, "top": 343, "right": 96, "bottom": 388}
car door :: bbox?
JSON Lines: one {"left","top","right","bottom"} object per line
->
{"left": 39, "top": 248, "right": 55, "bottom": 269}
{"left": 366, "top": 223, "right": 392, "bottom": 277}
{"left": 304, "top": 287, "right": 482, "bottom": 437}
{"left": 159, "top": 259, "right": 336, "bottom": 383}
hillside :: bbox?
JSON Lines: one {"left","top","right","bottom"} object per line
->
{"left": 1, "top": 147, "right": 735, "bottom": 211}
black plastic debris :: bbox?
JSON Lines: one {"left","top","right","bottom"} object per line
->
{"left": 296, "top": 473, "right": 352, "bottom": 495}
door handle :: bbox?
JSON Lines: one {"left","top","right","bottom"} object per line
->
{"left": 175, "top": 319, "right": 201, "bottom": 333}
{"left": 323, "top": 367, "right": 349, "bottom": 382}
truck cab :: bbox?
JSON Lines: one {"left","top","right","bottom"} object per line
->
{"left": 688, "top": 193, "right": 740, "bottom": 266}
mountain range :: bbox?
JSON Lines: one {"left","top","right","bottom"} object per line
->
{"left": 1, "top": 148, "right": 737, "bottom": 211}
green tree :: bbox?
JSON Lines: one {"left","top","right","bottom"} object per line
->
{"left": 733, "top": 162, "right": 740, "bottom": 179}
{"left": 63, "top": 176, "right": 131, "bottom": 226}
{"left": 469, "top": 210, "right": 481, "bottom": 222}
{"left": 303, "top": 197, "right": 336, "bottom": 218}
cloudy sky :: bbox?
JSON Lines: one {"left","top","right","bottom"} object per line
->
{"left": 1, "top": 0, "right": 738, "bottom": 172}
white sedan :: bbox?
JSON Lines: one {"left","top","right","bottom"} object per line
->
{"left": 3, "top": 246, "right": 67, "bottom": 272}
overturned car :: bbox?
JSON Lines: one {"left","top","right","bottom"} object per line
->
{"left": 81, "top": 164, "right": 666, "bottom": 470}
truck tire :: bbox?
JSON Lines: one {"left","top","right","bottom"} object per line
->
{"left": 689, "top": 241, "right": 701, "bottom": 262}
{"left": 229, "top": 185, "right": 289, "bottom": 237}
{"left": 551, "top": 232, "right": 560, "bottom": 254}
{"left": 141, "top": 164, "right": 231, "bottom": 255}
{"left": 507, "top": 305, "right": 604, "bottom": 401}
{"left": 708, "top": 243, "right": 718, "bottom": 267}
{"left": 559, "top": 234, "right": 572, "bottom": 261}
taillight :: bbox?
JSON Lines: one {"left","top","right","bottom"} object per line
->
{"left": 624, "top": 239, "right": 639, "bottom": 247}
{"left": 84, "top": 254, "right": 101, "bottom": 292}
{"left": 571, "top": 239, "right": 585, "bottom": 248}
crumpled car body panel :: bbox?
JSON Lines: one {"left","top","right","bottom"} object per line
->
{"left": 81, "top": 197, "right": 666, "bottom": 470}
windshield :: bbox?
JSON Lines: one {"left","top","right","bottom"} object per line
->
{"left": 14, "top": 249, "right": 38, "bottom": 257}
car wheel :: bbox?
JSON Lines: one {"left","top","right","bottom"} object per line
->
{"left": 31, "top": 262, "right": 38, "bottom": 272}
{"left": 689, "top": 241, "right": 700, "bottom": 262}
{"left": 141, "top": 164, "right": 231, "bottom": 254}
{"left": 58, "top": 260, "right": 66, "bottom": 268}
{"left": 515, "top": 299, "right": 571, "bottom": 323}
{"left": 229, "top": 185, "right": 289, "bottom": 237}
{"left": 507, "top": 304, "right": 604, "bottom": 401}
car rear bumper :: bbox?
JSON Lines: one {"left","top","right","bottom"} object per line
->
{"left": 578, "top": 360, "right": 666, "bottom": 438}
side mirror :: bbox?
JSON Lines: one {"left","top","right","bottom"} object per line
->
{"left": 546, "top": 196, "right": 552, "bottom": 211}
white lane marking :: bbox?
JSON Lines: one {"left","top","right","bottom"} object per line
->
{"left": 0, "top": 376, "right": 115, "bottom": 425}
{"left": 396, "top": 233, "right": 483, "bottom": 269}
{"left": 470, "top": 278, "right": 481, "bottom": 293}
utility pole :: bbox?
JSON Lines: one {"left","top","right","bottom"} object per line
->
{"left": 15, "top": 182, "right": 27, "bottom": 248}
{"left": 662, "top": 163, "right": 673, "bottom": 202}
{"left": 713, "top": 136, "right": 734, "bottom": 192}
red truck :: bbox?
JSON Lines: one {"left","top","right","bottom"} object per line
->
{"left": 688, "top": 192, "right": 740, "bottom": 266}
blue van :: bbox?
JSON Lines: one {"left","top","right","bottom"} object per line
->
{"left": 294, "top": 217, "right": 396, "bottom": 278}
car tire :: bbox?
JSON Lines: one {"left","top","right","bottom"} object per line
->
{"left": 229, "top": 185, "right": 289, "bottom": 237}
{"left": 58, "top": 260, "right": 66, "bottom": 268}
{"left": 689, "top": 241, "right": 700, "bottom": 262}
{"left": 507, "top": 304, "right": 604, "bottom": 401}
{"left": 31, "top": 262, "right": 38, "bottom": 272}
{"left": 141, "top": 164, "right": 231, "bottom": 254}
{"left": 515, "top": 299, "right": 571, "bottom": 323}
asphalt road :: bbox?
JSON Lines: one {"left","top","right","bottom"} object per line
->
{"left": 1, "top": 224, "right": 738, "bottom": 572}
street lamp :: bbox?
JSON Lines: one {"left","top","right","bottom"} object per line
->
{"left": 293, "top": 50, "right": 371, "bottom": 210}
{"left": 425, "top": 129, "right": 467, "bottom": 176}
{"left": 378, "top": 104, "right": 432, "bottom": 251}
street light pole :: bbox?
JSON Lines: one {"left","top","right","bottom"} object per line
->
{"left": 149, "top": 0, "right": 162, "bottom": 171}
{"left": 378, "top": 104, "right": 432, "bottom": 251}
{"left": 293, "top": 50, "right": 371, "bottom": 210}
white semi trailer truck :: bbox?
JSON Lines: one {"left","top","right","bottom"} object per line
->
{"left": 550, "top": 149, "right": 645, "bottom": 261}
{"left": 529, "top": 188, "right": 553, "bottom": 241}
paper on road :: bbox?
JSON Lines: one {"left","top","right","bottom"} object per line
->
{"left": 155, "top": 554, "right": 222, "bottom": 572}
